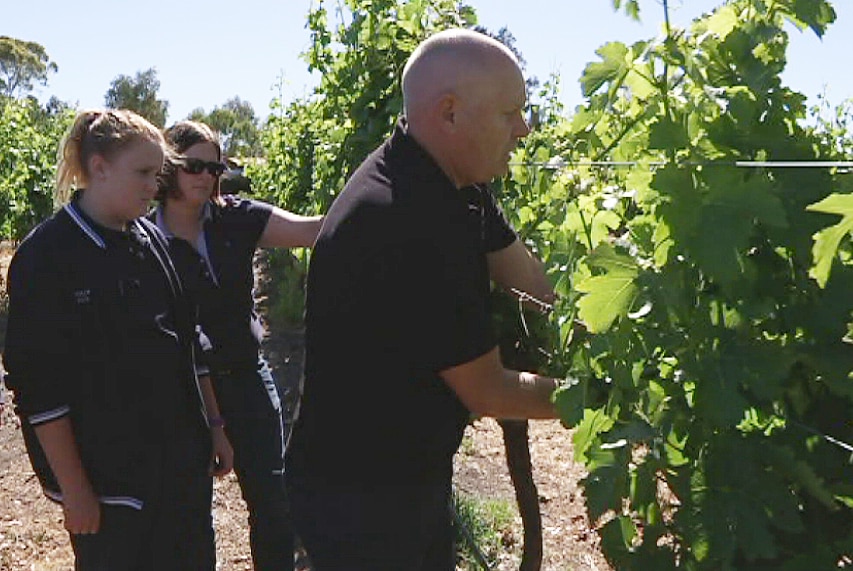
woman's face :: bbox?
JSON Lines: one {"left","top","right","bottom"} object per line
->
{"left": 175, "top": 141, "right": 221, "bottom": 207}
{"left": 89, "top": 138, "right": 164, "bottom": 228}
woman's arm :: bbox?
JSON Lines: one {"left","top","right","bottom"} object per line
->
{"left": 257, "top": 206, "right": 323, "bottom": 249}
{"left": 198, "top": 375, "right": 234, "bottom": 477}
{"left": 33, "top": 418, "right": 100, "bottom": 534}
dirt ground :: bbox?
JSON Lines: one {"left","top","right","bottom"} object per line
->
{"left": 0, "top": 243, "right": 611, "bottom": 571}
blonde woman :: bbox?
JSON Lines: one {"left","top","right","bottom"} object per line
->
{"left": 3, "top": 109, "right": 232, "bottom": 571}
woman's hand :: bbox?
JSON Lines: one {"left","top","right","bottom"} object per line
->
{"left": 63, "top": 484, "right": 101, "bottom": 534}
{"left": 209, "top": 427, "right": 234, "bottom": 477}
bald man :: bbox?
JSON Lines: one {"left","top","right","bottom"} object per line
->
{"left": 286, "top": 29, "right": 561, "bottom": 570}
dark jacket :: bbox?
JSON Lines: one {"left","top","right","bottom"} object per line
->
{"left": 3, "top": 201, "right": 207, "bottom": 508}
{"left": 151, "top": 196, "right": 272, "bottom": 373}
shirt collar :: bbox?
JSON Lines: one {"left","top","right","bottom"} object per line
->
{"left": 388, "top": 118, "right": 458, "bottom": 198}
{"left": 65, "top": 190, "right": 135, "bottom": 249}
{"left": 153, "top": 201, "right": 213, "bottom": 238}
{"left": 388, "top": 118, "right": 487, "bottom": 209}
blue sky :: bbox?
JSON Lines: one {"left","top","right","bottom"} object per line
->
{"left": 6, "top": 0, "right": 852, "bottom": 122}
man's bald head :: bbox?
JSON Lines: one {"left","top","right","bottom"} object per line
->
{"left": 402, "top": 29, "right": 521, "bottom": 121}
{"left": 400, "top": 28, "right": 529, "bottom": 189}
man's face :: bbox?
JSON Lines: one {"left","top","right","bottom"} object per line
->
{"left": 455, "top": 61, "right": 530, "bottom": 186}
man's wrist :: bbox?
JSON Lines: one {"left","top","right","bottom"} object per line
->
{"left": 207, "top": 416, "right": 226, "bottom": 429}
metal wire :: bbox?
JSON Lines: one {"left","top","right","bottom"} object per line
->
{"left": 508, "top": 159, "right": 853, "bottom": 170}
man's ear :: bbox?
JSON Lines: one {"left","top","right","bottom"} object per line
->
{"left": 437, "top": 93, "right": 457, "bottom": 129}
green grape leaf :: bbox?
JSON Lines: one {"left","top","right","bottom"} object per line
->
{"left": 705, "top": 5, "right": 739, "bottom": 39}
{"left": 554, "top": 381, "right": 586, "bottom": 428}
{"left": 600, "top": 515, "right": 638, "bottom": 565}
{"left": 686, "top": 172, "right": 787, "bottom": 284}
{"left": 694, "top": 367, "right": 749, "bottom": 428}
{"left": 717, "top": 338, "right": 792, "bottom": 402}
{"left": 831, "top": 482, "right": 853, "bottom": 509}
{"left": 806, "top": 193, "right": 853, "bottom": 287}
{"left": 582, "top": 445, "right": 629, "bottom": 520}
{"left": 648, "top": 117, "right": 689, "bottom": 151}
{"left": 573, "top": 407, "right": 616, "bottom": 462}
{"left": 776, "top": 0, "right": 836, "bottom": 38}
{"left": 763, "top": 445, "right": 838, "bottom": 510}
{"left": 624, "top": 67, "right": 656, "bottom": 100}
{"left": 580, "top": 42, "right": 629, "bottom": 97}
{"left": 576, "top": 244, "right": 639, "bottom": 333}
{"left": 732, "top": 496, "right": 778, "bottom": 561}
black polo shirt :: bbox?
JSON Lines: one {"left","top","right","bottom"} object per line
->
{"left": 153, "top": 196, "right": 272, "bottom": 372}
{"left": 3, "top": 197, "right": 204, "bottom": 508}
{"left": 287, "top": 120, "right": 517, "bottom": 486}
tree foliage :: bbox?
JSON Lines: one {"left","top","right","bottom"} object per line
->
{"left": 0, "top": 36, "right": 58, "bottom": 98}
{"left": 104, "top": 67, "right": 169, "bottom": 127}
{"left": 187, "top": 96, "right": 261, "bottom": 157}
{"left": 0, "top": 97, "right": 73, "bottom": 240}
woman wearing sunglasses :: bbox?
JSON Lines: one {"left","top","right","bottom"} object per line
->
{"left": 153, "top": 120, "right": 322, "bottom": 571}
{"left": 4, "top": 109, "right": 232, "bottom": 570}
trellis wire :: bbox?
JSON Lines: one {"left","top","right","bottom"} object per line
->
{"left": 508, "top": 159, "right": 853, "bottom": 170}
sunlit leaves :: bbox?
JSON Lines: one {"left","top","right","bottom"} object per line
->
{"left": 704, "top": 5, "right": 739, "bottom": 39}
{"left": 576, "top": 244, "right": 639, "bottom": 333}
{"left": 806, "top": 193, "right": 853, "bottom": 286}
{"left": 580, "top": 40, "right": 652, "bottom": 102}
{"left": 0, "top": 97, "right": 72, "bottom": 239}
{"left": 521, "top": 0, "right": 853, "bottom": 568}
{"left": 580, "top": 42, "right": 630, "bottom": 98}
{"left": 253, "top": 0, "right": 474, "bottom": 214}
{"left": 241, "top": 0, "right": 853, "bottom": 568}
{"left": 775, "top": 0, "right": 837, "bottom": 38}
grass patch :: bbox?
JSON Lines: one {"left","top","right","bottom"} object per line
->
{"left": 256, "top": 247, "right": 310, "bottom": 329}
{"left": 453, "top": 490, "right": 519, "bottom": 570}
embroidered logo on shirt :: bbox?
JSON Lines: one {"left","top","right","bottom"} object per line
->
{"left": 73, "top": 289, "right": 92, "bottom": 304}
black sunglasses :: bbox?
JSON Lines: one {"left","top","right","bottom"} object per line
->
{"left": 179, "top": 157, "right": 227, "bottom": 177}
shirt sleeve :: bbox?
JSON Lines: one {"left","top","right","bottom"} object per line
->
{"left": 2, "top": 244, "right": 74, "bottom": 425}
{"left": 222, "top": 196, "right": 273, "bottom": 248}
{"left": 479, "top": 184, "right": 518, "bottom": 253}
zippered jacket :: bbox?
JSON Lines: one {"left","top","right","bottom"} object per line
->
{"left": 3, "top": 200, "right": 207, "bottom": 509}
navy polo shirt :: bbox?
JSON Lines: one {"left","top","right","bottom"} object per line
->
{"left": 154, "top": 196, "right": 272, "bottom": 372}
{"left": 3, "top": 196, "right": 204, "bottom": 508}
{"left": 288, "top": 119, "right": 517, "bottom": 486}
